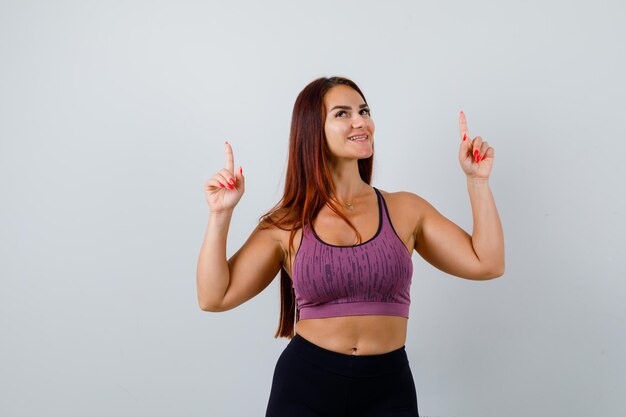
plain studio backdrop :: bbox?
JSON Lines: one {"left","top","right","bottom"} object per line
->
{"left": 1, "top": 0, "right": 624, "bottom": 416}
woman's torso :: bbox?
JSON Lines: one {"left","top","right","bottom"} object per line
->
{"left": 276, "top": 187, "right": 418, "bottom": 356}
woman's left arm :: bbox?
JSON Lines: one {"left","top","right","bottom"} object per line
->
{"left": 466, "top": 177, "right": 505, "bottom": 276}
{"left": 413, "top": 111, "right": 505, "bottom": 280}
{"left": 459, "top": 110, "right": 505, "bottom": 276}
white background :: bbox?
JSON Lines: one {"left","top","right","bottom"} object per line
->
{"left": 1, "top": 1, "right": 624, "bottom": 416}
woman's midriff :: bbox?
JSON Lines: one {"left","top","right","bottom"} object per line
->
{"left": 295, "top": 315, "right": 408, "bottom": 356}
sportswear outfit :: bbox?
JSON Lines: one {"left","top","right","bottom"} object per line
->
{"left": 265, "top": 187, "right": 419, "bottom": 417}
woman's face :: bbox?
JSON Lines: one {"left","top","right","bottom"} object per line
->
{"left": 323, "top": 85, "right": 375, "bottom": 161}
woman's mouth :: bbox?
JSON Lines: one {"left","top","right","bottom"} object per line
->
{"left": 347, "top": 134, "right": 368, "bottom": 142}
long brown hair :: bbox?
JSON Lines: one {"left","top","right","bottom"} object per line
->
{"left": 258, "top": 76, "right": 374, "bottom": 339}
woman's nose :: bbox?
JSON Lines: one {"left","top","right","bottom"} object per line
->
{"left": 352, "top": 114, "right": 367, "bottom": 128}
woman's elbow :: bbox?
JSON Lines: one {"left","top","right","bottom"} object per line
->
{"left": 198, "top": 299, "right": 224, "bottom": 312}
{"left": 483, "top": 264, "right": 505, "bottom": 280}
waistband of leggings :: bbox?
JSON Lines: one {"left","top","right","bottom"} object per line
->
{"left": 287, "top": 333, "right": 408, "bottom": 378}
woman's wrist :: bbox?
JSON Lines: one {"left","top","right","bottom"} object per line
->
{"left": 466, "top": 176, "right": 490, "bottom": 186}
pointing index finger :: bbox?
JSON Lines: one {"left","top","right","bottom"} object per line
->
{"left": 225, "top": 140, "right": 234, "bottom": 174}
{"left": 459, "top": 111, "right": 469, "bottom": 142}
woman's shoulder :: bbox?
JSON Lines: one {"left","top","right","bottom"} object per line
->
{"left": 375, "top": 187, "right": 428, "bottom": 207}
{"left": 258, "top": 207, "right": 304, "bottom": 264}
{"left": 375, "top": 188, "right": 435, "bottom": 232}
{"left": 259, "top": 207, "right": 297, "bottom": 229}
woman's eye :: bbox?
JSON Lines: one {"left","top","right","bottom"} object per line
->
{"left": 335, "top": 109, "right": 370, "bottom": 117}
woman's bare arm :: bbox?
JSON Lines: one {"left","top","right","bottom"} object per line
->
{"left": 196, "top": 140, "right": 284, "bottom": 311}
{"left": 196, "top": 209, "right": 283, "bottom": 312}
{"left": 196, "top": 210, "right": 233, "bottom": 311}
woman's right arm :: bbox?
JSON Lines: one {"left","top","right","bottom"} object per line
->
{"left": 196, "top": 209, "right": 284, "bottom": 312}
{"left": 196, "top": 141, "right": 283, "bottom": 312}
{"left": 196, "top": 209, "right": 234, "bottom": 311}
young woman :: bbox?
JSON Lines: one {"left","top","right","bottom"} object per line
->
{"left": 197, "top": 76, "right": 504, "bottom": 417}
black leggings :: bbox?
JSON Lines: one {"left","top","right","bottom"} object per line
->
{"left": 265, "top": 333, "right": 419, "bottom": 417}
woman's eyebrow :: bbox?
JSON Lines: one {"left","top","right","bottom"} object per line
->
{"left": 328, "top": 104, "right": 369, "bottom": 113}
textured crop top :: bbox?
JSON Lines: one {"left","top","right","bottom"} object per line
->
{"left": 292, "top": 187, "right": 413, "bottom": 320}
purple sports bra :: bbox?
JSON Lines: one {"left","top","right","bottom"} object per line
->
{"left": 292, "top": 187, "right": 413, "bottom": 320}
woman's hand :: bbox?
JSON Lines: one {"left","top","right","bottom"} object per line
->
{"left": 458, "top": 111, "right": 495, "bottom": 180}
{"left": 203, "top": 141, "right": 245, "bottom": 213}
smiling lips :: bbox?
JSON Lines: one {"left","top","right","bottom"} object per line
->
{"left": 347, "top": 134, "right": 369, "bottom": 141}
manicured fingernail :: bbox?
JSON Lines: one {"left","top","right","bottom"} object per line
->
{"left": 218, "top": 182, "right": 225, "bottom": 188}
{"left": 474, "top": 150, "right": 479, "bottom": 161}
{"left": 463, "top": 133, "right": 467, "bottom": 141}
{"left": 225, "top": 140, "right": 229, "bottom": 144}
{"left": 239, "top": 166, "right": 242, "bottom": 175}
{"left": 228, "top": 178, "right": 234, "bottom": 185}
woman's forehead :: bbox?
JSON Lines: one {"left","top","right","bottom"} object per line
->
{"left": 324, "top": 85, "right": 364, "bottom": 106}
